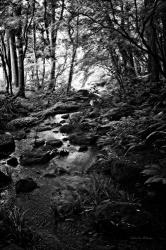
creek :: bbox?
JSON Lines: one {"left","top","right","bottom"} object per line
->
{"left": 0, "top": 111, "right": 97, "bottom": 233}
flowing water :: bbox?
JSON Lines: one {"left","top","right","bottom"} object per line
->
{"left": 0, "top": 112, "right": 97, "bottom": 233}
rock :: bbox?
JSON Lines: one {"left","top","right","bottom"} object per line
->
{"left": 15, "top": 178, "right": 39, "bottom": 194}
{"left": 61, "top": 114, "right": 69, "bottom": 119}
{"left": 7, "top": 157, "right": 18, "bottom": 167}
{"left": 62, "top": 137, "right": 69, "bottom": 142}
{"left": 12, "top": 130, "right": 27, "bottom": 140}
{"left": 36, "top": 125, "right": 52, "bottom": 132}
{"left": 69, "top": 133, "right": 98, "bottom": 146}
{"left": 54, "top": 123, "right": 62, "bottom": 127}
{"left": 60, "top": 119, "right": 66, "bottom": 124}
{"left": 46, "top": 139, "right": 63, "bottom": 148}
{"left": 59, "top": 149, "right": 69, "bottom": 157}
{"left": 0, "top": 171, "right": 12, "bottom": 189}
{"left": 60, "top": 124, "right": 74, "bottom": 134}
{"left": 34, "top": 139, "right": 45, "bottom": 148}
{"left": 0, "top": 133, "right": 15, "bottom": 159}
{"left": 7, "top": 117, "right": 38, "bottom": 130}
{"left": 20, "top": 148, "right": 54, "bottom": 166}
{"left": 77, "top": 89, "right": 89, "bottom": 96}
{"left": 78, "top": 145, "right": 88, "bottom": 152}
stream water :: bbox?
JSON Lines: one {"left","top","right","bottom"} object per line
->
{"left": 0, "top": 112, "right": 97, "bottom": 233}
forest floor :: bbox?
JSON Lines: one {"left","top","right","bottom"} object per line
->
{"left": 0, "top": 85, "right": 166, "bottom": 250}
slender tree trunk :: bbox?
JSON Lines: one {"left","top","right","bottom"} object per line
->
{"left": 9, "top": 30, "right": 18, "bottom": 87}
{"left": 15, "top": 4, "right": 25, "bottom": 98}
{"left": 6, "top": 30, "right": 13, "bottom": 94}
{"left": 67, "top": 48, "right": 76, "bottom": 93}
{"left": 16, "top": 35, "right": 25, "bottom": 97}
{"left": 33, "top": 21, "right": 40, "bottom": 89}
{"left": 49, "top": 0, "right": 56, "bottom": 90}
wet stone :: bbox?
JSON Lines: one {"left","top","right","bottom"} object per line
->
{"left": 78, "top": 145, "right": 88, "bottom": 152}
{"left": 20, "top": 148, "right": 53, "bottom": 166}
{"left": 46, "top": 139, "right": 63, "bottom": 148}
{"left": 15, "top": 177, "right": 39, "bottom": 194}
{"left": 36, "top": 126, "right": 52, "bottom": 132}
{"left": 59, "top": 124, "right": 74, "bottom": 134}
{"left": 60, "top": 120, "right": 66, "bottom": 124}
{"left": 12, "top": 130, "right": 27, "bottom": 140}
{"left": 34, "top": 139, "right": 45, "bottom": 148}
{"left": 61, "top": 114, "right": 69, "bottom": 119}
{"left": 7, "top": 157, "right": 18, "bottom": 167}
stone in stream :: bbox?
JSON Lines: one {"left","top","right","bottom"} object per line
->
{"left": 7, "top": 117, "right": 38, "bottom": 130}
{"left": 7, "top": 157, "right": 18, "bottom": 167}
{"left": 0, "top": 133, "right": 15, "bottom": 159}
{"left": 36, "top": 125, "right": 52, "bottom": 132}
{"left": 0, "top": 170, "right": 12, "bottom": 189}
{"left": 12, "top": 130, "right": 27, "bottom": 140}
{"left": 77, "top": 89, "right": 90, "bottom": 96}
{"left": 59, "top": 124, "right": 74, "bottom": 134}
{"left": 20, "top": 148, "right": 55, "bottom": 166}
{"left": 69, "top": 133, "right": 98, "bottom": 146}
{"left": 62, "top": 137, "right": 69, "bottom": 142}
{"left": 15, "top": 178, "right": 39, "bottom": 194}
{"left": 61, "top": 114, "right": 69, "bottom": 119}
{"left": 59, "top": 149, "right": 69, "bottom": 157}
{"left": 46, "top": 139, "right": 63, "bottom": 148}
{"left": 34, "top": 138, "right": 45, "bottom": 148}
{"left": 60, "top": 119, "right": 66, "bottom": 124}
{"left": 78, "top": 145, "right": 88, "bottom": 152}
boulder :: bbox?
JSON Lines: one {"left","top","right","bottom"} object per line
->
{"left": 60, "top": 124, "right": 74, "bottom": 134}
{"left": 59, "top": 149, "right": 69, "bottom": 157}
{"left": 36, "top": 125, "right": 52, "bottom": 132}
{"left": 7, "top": 157, "right": 18, "bottom": 167}
{"left": 69, "top": 133, "right": 98, "bottom": 146}
{"left": 77, "top": 89, "right": 89, "bottom": 96}
{"left": 15, "top": 178, "right": 38, "bottom": 194}
{"left": 0, "top": 171, "right": 12, "bottom": 189}
{"left": 0, "top": 133, "right": 15, "bottom": 159}
{"left": 61, "top": 114, "right": 69, "bottom": 119}
{"left": 7, "top": 117, "right": 38, "bottom": 130}
{"left": 34, "top": 139, "right": 45, "bottom": 148}
{"left": 60, "top": 119, "right": 66, "bottom": 124}
{"left": 46, "top": 139, "right": 63, "bottom": 148}
{"left": 20, "top": 148, "right": 54, "bottom": 166}
{"left": 78, "top": 145, "right": 88, "bottom": 152}
{"left": 12, "top": 130, "right": 27, "bottom": 140}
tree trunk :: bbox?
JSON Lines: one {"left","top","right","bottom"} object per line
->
{"left": 9, "top": 30, "right": 18, "bottom": 87}
{"left": 16, "top": 35, "right": 25, "bottom": 97}
{"left": 67, "top": 48, "right": 76, "bottom": 93}
{"left": 33, "top": 21, "right": 40, "bottom": 89}
{"left": 5, "top": 30, "right": 13, "bottom": 94}
{"left": 15, "top": 4, "right": 25, "bottom": 98}
{"left": 145, "top": 0, "right": 160, "bottom": 82}
{"left": 49, "top": 0, "right": 56, "bottom": 90}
